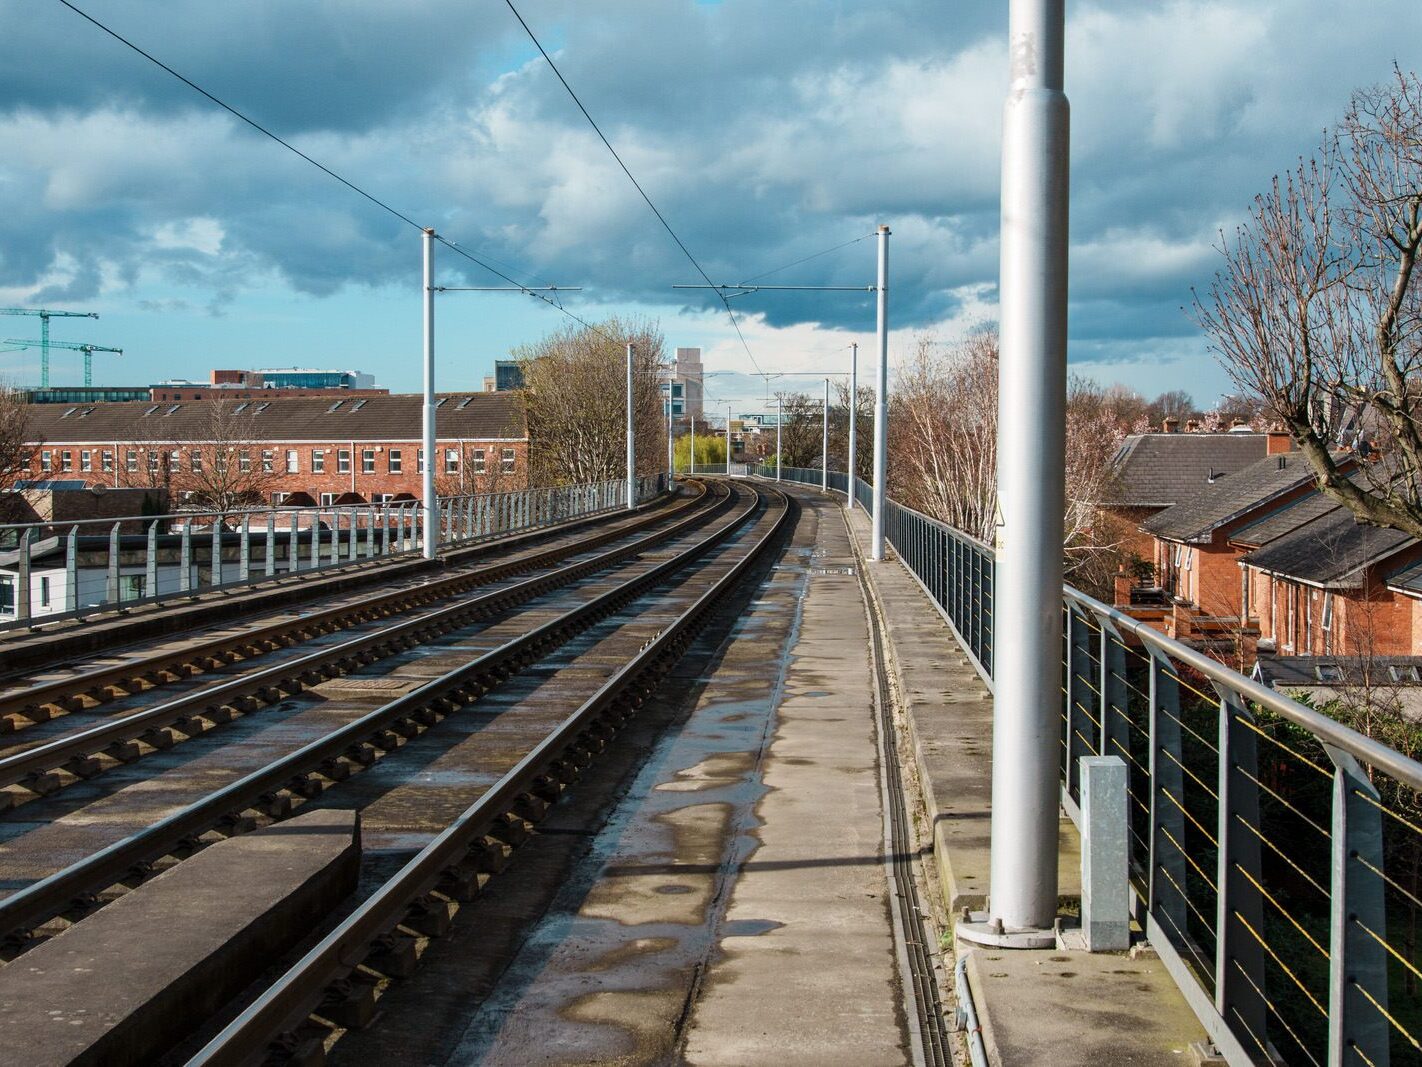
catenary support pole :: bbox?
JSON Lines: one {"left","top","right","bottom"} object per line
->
{"left": 822, "top": 377, "right": 830, "bottom": 492}
{"left": 960, "top": 0, "right": 1070, "bottom": 947}
{"left": 776, "top": 396, "right": 782, "bottom": 481}
{"left": 626, "top": 343, "right": 635, "bottom": 509}
{"left": 667, "top": 403, "right": 674, "bottom": 481}
{"left": 870, "top": 225, "right": 890, "bottom": 561}
{"left": 848, "top": 341, "right": 858, "bottom": 509}
{"left": 689, "top": 415, "right": 696, "bottom": 475}
{"left": 421, "top": 228, "right": 437, "bottom": 560}
{"left": 725, "top": 406, "right": 732, "bottom": 475}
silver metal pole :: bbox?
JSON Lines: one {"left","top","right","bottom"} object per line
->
{"left": 848, "top": 342, "right": 858, "bottom": 509}
{"left": 626, "top": 343, "right": 635, "bottom": 509}
{"left": 776, "top": 396, "right": 782, "bottom": 481}
{"left": 690, "top": 415, "right": 696, "bottom": 476}
{"left": 421, "top": 228, "right": 437, "bottom": 560}
{"left": 725, "top": 406, "right": 732, "bottom": 475}
{"left": 667, "top": 402, "right": 674, "bottom": 481}
{"left": 870, "top": 225, "right": 890, "bottom": 561}
{"left": 964, "top": 0, "right": 1070, "bottom": 946}
{"left": 822, "top": 377, "right": 830, "bottom": 492}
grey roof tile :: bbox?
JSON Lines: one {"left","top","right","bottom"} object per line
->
{"left": 1141, "top": 451, "right": 1316, "bottom": 542}
{"left": 1103, "top": 432, "right": 1273, "bottom": 507}
{"left": 1239, "top": 506, "right": 1415, "bottom": 586}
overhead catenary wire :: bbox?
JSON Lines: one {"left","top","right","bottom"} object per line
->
{"left": 53, "top": 0, "right": 621, "bottom": 343}
{"left": 738, "top": 232, "right": 876, "bottom": 285}
{"left": 501, "top": 0, "right": 769, "bottom": 379}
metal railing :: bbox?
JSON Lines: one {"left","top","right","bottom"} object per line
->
{"left": 763, "top": 465, "right": 1422, "bottom": 1066}
{"left": 0, "top": 474, "right": 665, "bottom": 630}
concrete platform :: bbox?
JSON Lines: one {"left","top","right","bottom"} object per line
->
{"left": 0, "top": 809, "right": 359, "bottom": 1067}
{"left": 838, "top": 496, "right": 1209, "bottom": 1067}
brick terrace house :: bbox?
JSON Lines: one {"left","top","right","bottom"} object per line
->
{"left": 1099, "top": 424, "right": 1292, "bottom": 563}
{"left": 21, "top": 392, "right": 528, "bottom": 507}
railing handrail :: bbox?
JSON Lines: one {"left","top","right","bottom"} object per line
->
{"left": 765, "top": 464, "right": 1422, "bottom": 792}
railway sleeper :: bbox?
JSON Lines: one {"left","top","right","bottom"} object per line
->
{"left": 437, "top": 859, "right": 485, "bottom": 903}
{"left": 319, "top": 975, "right": 381, "bottom": 1030}
{"left": 60, "top": 754, "right": 103, "bottom": 780}
{"left": 487, "top": 812, "right": 531, "bottom": 847}
{"left": 362, "top": 932, "right": 420, "bottom": 979}
{"left": 401, "top": 894, "right": 456, "bottom": 938}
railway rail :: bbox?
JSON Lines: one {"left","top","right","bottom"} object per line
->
{"left": 0, "top": 482, "right": 729, "bottom": 809}
{"left": 0, "top": 480, "right": 793, "bottom": 1065}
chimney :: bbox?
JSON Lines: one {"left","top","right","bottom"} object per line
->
{"left": 1163, "top": 416, "right": 1180, "bottom": 434}
{"left": 1266, "top": 430, "right": 1293, "bottom": 456}
{"left": 1185, "top": 419, "right": 1200, "bottom": 433}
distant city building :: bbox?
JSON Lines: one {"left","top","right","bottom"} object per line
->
{"left": 660, "top": 347, "right": 704, "bottom": 419}
{"left": 22, "top": 387, "right": 152, "bottom": 405}
{"left": 211, "top": 368, "right": 378, "bottom": 390}
{"left": 495, "top": 360, "right": 525, "bottom": 391}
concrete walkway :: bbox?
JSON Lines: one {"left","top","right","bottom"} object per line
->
{"left": 838, "top": 495, "right": 1209, "bottom": 1066}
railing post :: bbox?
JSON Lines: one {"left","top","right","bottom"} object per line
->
{"left": 179, "top": 522, "right": 193, "bottom": 594}
{"left": 1212, "top": 683, "right": 1268, "bottom": 1048}
{"left": 17, "top": 529, "right": 32, "bottom": 622}
{"left": 288, "top": 512, "right": 299, "bottom": 573}
{"left": 106, "top": 521, "right": 121, "bottom": 606}
{"left": 1146, "top": 649, "right": 1189, "bottom": 944}
{"left": 365, "top": 506, "right": 376, "bottom": 557}
{"left": 1099, "top": 616, "right": 1130, "bottom": 763}
{"left": 146, "top": 520, "right": 159, "bottom": 599}
{"left": 347, "top": 510, "right": 358, "bottom": 562}
{"left": 1064, "top": 604, "right": 1095, "bottom": 799}
{"left": 239, "top": 515, "right": 251, "bottom": 583}
{"left": 65, "top": 525, "right": 78, "bottom": 613}
{"left": 265, "top": 512, "right": 276, "bottom": 577}
{"left": 210, "top": 521, "right": 221, "bottom": 590}
{"left": 1324, "top": 743, "right": 1391, "bottom": 1067}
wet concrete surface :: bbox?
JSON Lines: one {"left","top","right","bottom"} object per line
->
{"left": 333, "top": 491, "right": 910, "bottom": 1066}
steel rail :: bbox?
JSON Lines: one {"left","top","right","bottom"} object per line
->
{"left": 0, "top": 485, "right": 703, "bottom": 722}
{"left": 187, "top": 485, "right": 792, "bottom": 1066}
{"left": 0, "top": 482, "right": 764, "bottom": 946}
{"left": 0, "top": 483, "right": 730, "bottom": 800}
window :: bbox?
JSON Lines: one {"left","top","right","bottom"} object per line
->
{"left": 312, "top": 450, "right": 325, "bottom": 473}
{"left": 457, "top": 397, "right": 473, "bottom": 409}
{"left": 126, "top": 450, "right": 138, "bottom": 473}
{"left": 1390, "top": 664, "right": 1421, "bottom": 683}
{"left": 233, "top": 402, "right": 249, "bottom": 414}
{"left": 62, "top": 406, "right": 77, "bottom": 418}
{"left": 285, "top": 449, "right": 299, "bottom": 474}
{"left": 254, "top": 402, "right": 271, "bottom": 413}
{"left": 320, "top": 492, "right": 336, "bottom": 506}
{"left": 164, "top": 404, "right": 181, "bottom": 415}
{"left": 1315, "top": 663, "right": 1344, "bottom": 683}
{"left": 236, "top": 450, "right": 248, "bottom": 473}
{"left": 362, "top": 449, "right": 375, "bottom": 474}
{"left": 80, "top": 450, "right": 92, "bottom": 472}
{"left": 388, "top": 449, "right": 402, "bottom": 474}
{"left": 472, "top": 448, "right": 486, "bottom": 474}
{"left": 337, "top": 449, "right": 351, "bottom": 474}
{"left": 40, "top": 450, "right": 52, "bottom": 472}
{"left": 501, "top": 448, "right": 516, "bottom": 474}
{"left": 261, "top": 450, "right": 274, "bottom": 473}
{"left": 143, "top": 405, "right": 160, "bottom": 416}
{"left": 61, "top": 450, "right": 73, "bottom": 472}
{"left": 444, "top": 448, "right": 459, "bottom": 474}
{"left": 169, "top": 450, "right": 181, "bottom": 470}
{"left": 191, "top": 450, "right": 204, "bottom": 472}
{"left": 119, "top": 574, "right": 144, "bottom": 602}
{"left": 40, "top": 576, "right": 50, "bottom": 608}
{"left": 350, "top": 399, "right": 367, "bottom": 411}
{"left": 1320, "top": 592, "right": 1334, "bottom": 632}
{"left": 101, "top": 450, "right": 113, "bottom": 473}
{"left": 417, "top": 448, "right": 425, "bottom": 473}
{"left": 435, "top": 398, "right": 448, "bottom": 408}
{"left": 327, "top": 400, "right": 344, "bottom": 412}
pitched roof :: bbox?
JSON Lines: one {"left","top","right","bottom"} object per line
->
{"left": 1239, "top": 505, "right": 1415, "bottom": 587}
{"left": 1255, "top": 655, "right": 1422, "bottom": 689}
{"left": 1103, "top": 432, "right": 1274, "bottom": 507}
{"left": 1230, "top": 480, "right": 1348, "bottom": 548}
{"left": 22, "top": 393, "right": 526, "bottom": 444}
{"left": 1141, "top": 451, "right": 1316, "bottom": 543}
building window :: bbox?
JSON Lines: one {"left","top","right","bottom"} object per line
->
{"left": 337, "top": 449, "right": 351, "bottom": 474}
{"left": 236, "top": 450, "right": 248, "bottom": 473}
{"left": 61, "top": 450, "right": 73, "bottom": 472}
{"left": 261, "top": 450, "right": 274, "bottom": 473}
{"left": 1320, "top": 592, "right": 1334, "bottom": 631}
{"left": 40, "top": 450, "right": 52, "bottom": 472}
{"left": 126, "top": 450, "right": 138, "bottom": 473}
{"left": 191, "top": 450, "right": 204, "bottom": 472}
{"left": 101, "top": 450, "right": 113, "bottom": 473}
{"left": 1390, "top": 665, "right": 1420, "bottom": 683}
{"left": 501, "top": 448, "right": 516, "bottom": 474}
{"left": 1315, "top": 663, "right": 1344, "bottom": 683}
{"left": 472, "top": 448, "right": 486, "bottom": 474}
{"left": 362, "top": 449, "right": 375, "bottom": 474}
{"left": 444, "top": 448, "right": 459, "bottom": 474}
{"left": 312, "top": 450, "right": 325, "bottom": 474}
{"left": 320, "top": 492, "right": 336, "bottom": 506}
{"left": 388, "top": 449, "right": 402, "bottom": 474}
{"left": 285, "top": 449, "right": 299, "bottom": 474}
{"left": 80, "top": 450, "right": 92, "bottom": 472}
{"left": 40, "top": 576, "right": 50, "bottom": 608}
{"left": 417, "top": 448, "right": 424, "bottom": 474}
{"left": 147, "top": 451, "right": 159, "bottom": 473}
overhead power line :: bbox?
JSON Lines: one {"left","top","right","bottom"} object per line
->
{"left": 739, "top": 233, "right": 876, "bottom": 285}
{"left": 53, "top": 0, "right": 617, "bottom": 340}
{"left": 502, "top": 0, "right": 768, "bottom": 379}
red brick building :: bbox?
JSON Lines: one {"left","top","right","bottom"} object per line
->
{"left": 22, "top": 392, "right": 528, "bottom": 507}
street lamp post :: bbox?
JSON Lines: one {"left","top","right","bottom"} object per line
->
{"left": 959, "top": 0, "right": 1070, "bottom": 948}
{"left": 870, "top": 225, "right": 890, "bottom": 561}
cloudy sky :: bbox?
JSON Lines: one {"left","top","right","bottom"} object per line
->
{"left": 0, "top": 0, "right": 1417, "bottom": 410}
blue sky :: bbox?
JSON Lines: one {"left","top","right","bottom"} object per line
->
{"left": 0, "top": 0, "right": 1418, "bottom": 411}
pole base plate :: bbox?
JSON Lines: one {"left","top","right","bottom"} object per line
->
{"left": 956, "top": 911, "right": 1057, "bottom": 949}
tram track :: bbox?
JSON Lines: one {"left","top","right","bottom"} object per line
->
{"left": 0, "top": 480, "right": 785, "bottom": 988}
{"left": 0, "top": 484, "right": 707, "bottom": 741}
{"left": 0, "top": 482, "right": 733, "bottom": 811}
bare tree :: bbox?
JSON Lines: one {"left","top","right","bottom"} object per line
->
{"left": 517, "top": 317, "right": 667, "bottom": 486}
{"left": 0, "top": 385, "right": 35, "bottom": 521}
{"left": 1196, "top": 68, "right": 1422, "bottom": 535}
{"left": 118, "top": 398, "right": 275, "bottom": 511}
{"left": 771, "top": 391, "right": 823, "bottom": 468}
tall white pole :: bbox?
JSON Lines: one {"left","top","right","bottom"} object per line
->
{"left": 776, "top": 396, "right": 782, "bottom": 481}
{"left": 725, "top": 406, "right": 732, "bottom": 475}
{"left": 822, "top": 377, "right": 830, "bottom": 492}
{"left": 625, "top": 344, "right": 636, "bottom": 509}
{"left": 421, "top": 228, "right": 437, "bottom": 560}
{"left": 689, "top": 415, "right": 696, "bottom": 476}
{"left": 848, "top": 342, "right": 858, "bottom": 510}
{"left": 870, "top": 225, "right": 890, "bottom": 561}
{"left": 970, "top": 0, "right": 1070, "bottom": 945}
{"left": 667, "top": 402, "right": 674, "bottom": 481}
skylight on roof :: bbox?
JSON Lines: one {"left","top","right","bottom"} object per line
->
{"left": 457, "top": 397, "right": 472, "bottom": 409}
{"left": 61, "top": 407, "right": 77, "bottom": 417}
{"left": 232, "top": 402, "right": 249, "bottom": 413}
{"left": 327, "top": 400, "right": 344, "bottom": 412}
{"left": 435, "top": 398, "right": 449, "bottom": 408}
{"left": 143, "top": 405, "right": 160, "bottom": 416}
{"left": 164, "top": 404, "right": 181, "bottom": 415}
{"left": 350, "top": 399, "right": 367, "bottom": 410}
{"left": 254, "top": 402, "right": 270, "bottom": 412}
